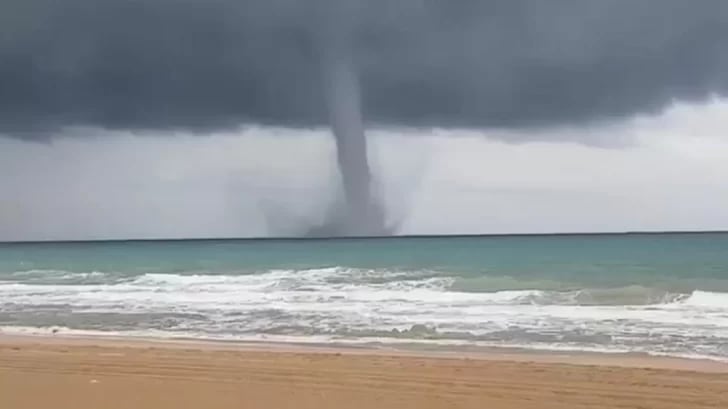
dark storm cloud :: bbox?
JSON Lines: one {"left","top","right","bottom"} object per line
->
{"left": 2, "top": 0, "right": 728, "bottom": 137}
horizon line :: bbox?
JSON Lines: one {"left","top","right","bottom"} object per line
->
{"left": 1, "top": 229, "right": 727, "bottom": 245}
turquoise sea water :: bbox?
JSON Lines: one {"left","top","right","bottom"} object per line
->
{"left": 1, "top": 233, "right": 727, "bottom": 359}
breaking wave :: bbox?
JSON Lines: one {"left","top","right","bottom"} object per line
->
{"left": 1, "top": 267, "right": 727, "bottom": 360}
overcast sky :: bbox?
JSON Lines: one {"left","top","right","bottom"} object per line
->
{"left": 2, "top": 98, "right": 727, "bottom": 241}
{"left": 1, "top": 1, "right": 728, "bottom": 240}
{"left": 3, "top": 0, "right": 728, "bottom": 134}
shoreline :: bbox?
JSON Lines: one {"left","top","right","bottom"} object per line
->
{"left": 2, "top": 334, "right": 728, "bottom": 409}
{"left": 2, "top": 332, "right": 728, "bottom": 373}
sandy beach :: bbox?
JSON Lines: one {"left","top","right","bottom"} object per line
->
{"left": 1, "top": 336, "right": 727, "bottom": 409}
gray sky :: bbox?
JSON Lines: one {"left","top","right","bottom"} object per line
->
{"left": 1, "top": 1, "right": 728, "bottom": 240}
{"left": 2, "top": 99, "right": 727, "bottom": 241}
{"left": 2, "top": 0, "right": 728, "bottom": 136}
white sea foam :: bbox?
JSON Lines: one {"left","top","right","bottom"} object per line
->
{"left": 681, "top": 290, "right": 728, "bottom": 308}
{"left": 1, "top": 267, "right": 728, "bottom": 360}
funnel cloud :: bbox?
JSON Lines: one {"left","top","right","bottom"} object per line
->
{"left": 315, "top": 43, "right": 387, "bottom": 235}
{"left": 311, "top": 0, "right": 388, "bottom": 236}
{"left": 2, "top": 1, "right": 728, "bottom": 236}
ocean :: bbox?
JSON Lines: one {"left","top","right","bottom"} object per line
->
{"left": 1, "top": 233, "right": 727, "bottom": 360}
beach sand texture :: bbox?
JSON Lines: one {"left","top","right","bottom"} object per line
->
{"left": 2, "top": 337, "right": 728, "bottom": 409}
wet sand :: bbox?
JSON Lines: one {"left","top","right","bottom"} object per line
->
{"left": 1, "top": 336, "right": 728, "bottom": 409}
